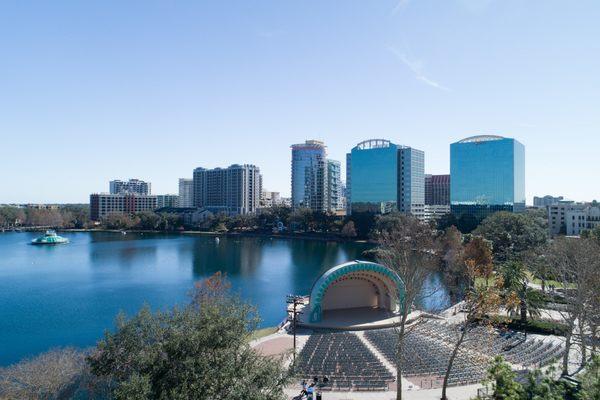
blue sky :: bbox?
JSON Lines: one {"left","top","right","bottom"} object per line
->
{"left": 1, "top": 0, "right": 598, "bottom": 204}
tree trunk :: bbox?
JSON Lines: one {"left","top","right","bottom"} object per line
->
{"left": 520, "top": 297, "right": 528, "bottom": 324}
{"left": 396, "top": 313, "right": 408, "bottom": 400}
{"left": 520, "top": 283, "right": 528, "bottom": 324}
{"left": 441, "top": 324, "right": 468, "bottom": 400}
{"left": 562, "top": 330, "right": 572, "bottom": 376}
{"left": 541, "top": 278, "right": 546, "bottom": 293}
{"left": 592, "top": 325, "right": 598, "bottom": 355}
{"left": 579, "top": 316, "right": 587, "bottom": 368}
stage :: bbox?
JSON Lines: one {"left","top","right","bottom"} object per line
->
{"left": 296, "top": 305, "right": 423, "bottom": 330}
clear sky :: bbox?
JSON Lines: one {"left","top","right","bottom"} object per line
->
{"left": 1, "top": 0, "right": 598, "bottom": 204}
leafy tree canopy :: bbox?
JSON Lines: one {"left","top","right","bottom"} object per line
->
{"left": 474, "top": 211, "right": 549, "bottom": 262}
{"left": 87, "top": 273, "right": 289, "bottom": 400}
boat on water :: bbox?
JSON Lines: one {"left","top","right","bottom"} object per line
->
{"left": 31, "top": 230, "right": 69, "bottom": 245}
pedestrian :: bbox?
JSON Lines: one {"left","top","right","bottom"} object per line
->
{"left": 306, "top": 382, "right": 315, "bottom": 400}
{"left": 300, "top": 379, "right": 307, "bottom": 398}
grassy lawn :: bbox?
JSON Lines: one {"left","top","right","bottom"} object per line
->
{"left": 490, "top": 316, "right": 569, "bottom": 336}
{"left": 474, "top": 273, "right": 575, "bottom": 290}
{"left": 250, "top": 326, "right": 278, "bottom": 341}
{"left": 527, "top": 273, "right": 576, "bottom": 289}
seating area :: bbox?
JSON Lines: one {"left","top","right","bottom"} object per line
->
{"left": 293, "top": 321, "right": 565, "bottom": 391}
{"left": 502, "top": 338, "right": 564, "bottom": 367}
{"left": 416, "top": 321, "right": 564, "bottom": 368}
{"left": 364, "top": 321, "right": 565, "bottom": 387}
{"left": 365, "top": 328, "right": 488, "bottom": 387}
{"left": 294, "top": 331, "right": 394, "bottom": 391}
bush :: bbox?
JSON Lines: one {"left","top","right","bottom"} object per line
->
{"left": 87, "top": 273, "right": 290, "bottom": 400}
{"left": 490, "top": 315, "right": 569, "bottom": 336}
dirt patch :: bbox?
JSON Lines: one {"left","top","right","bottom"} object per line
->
{"left": 254, "top": 336, "right": 294, "bottom": 357}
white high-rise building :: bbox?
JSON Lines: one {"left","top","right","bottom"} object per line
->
{"left": 109, "top": 179, "right": 151, "bottom": 195}
{"left": 178, "top": 178, "right": 194, "bottom": 208}
{"left": 290, "top": 140, "right": 341, "bottom": 212}
{"left": 548, "top": 201, "right": 582, "bottom": 235}
{"left": 546, "top": 201, "right": 600, "bottom": 236}
{"left": 156, "top": 194, "right": 179, "bottom": 209}
{"left": 193, "top": 164, "right": 262, "bottom": 215}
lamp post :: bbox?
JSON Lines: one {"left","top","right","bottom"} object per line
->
{"left": 286, "top": 294, "right": 304, "bottom": 363}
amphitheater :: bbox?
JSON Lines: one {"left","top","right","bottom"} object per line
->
{"left": 259, "top": 260, "right": 567, "bottom": 398}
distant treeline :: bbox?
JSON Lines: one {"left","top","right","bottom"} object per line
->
{"left": 0, "top": 205, "right": 90, "bottom": 229}
{"left": 0, "top": 204, "right": 561, "bottom": 241}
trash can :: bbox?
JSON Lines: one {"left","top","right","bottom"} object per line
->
{"left": 316, "top": 392, "right": 322, "bottom": 400}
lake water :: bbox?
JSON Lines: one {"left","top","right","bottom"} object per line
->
{"left": 0, "top": 231, "right": 451, "bottom": 366}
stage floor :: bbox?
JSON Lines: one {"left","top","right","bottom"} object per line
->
{"left": 297, "top": 306, "right": 410, "bottom": 330}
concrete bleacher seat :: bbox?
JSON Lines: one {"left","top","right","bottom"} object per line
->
{"left": 294, "top": 321, "right": 565, "bottom": 391}
{"left": 294, "top": 331, "right": 394, "bottom": 391}
{"left": 364, "top": 321, "right": 565, "bottom": 387}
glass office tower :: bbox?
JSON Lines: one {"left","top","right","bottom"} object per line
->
{"left": 346, "top": 139, "right": 425, "bottom": 217}
{"left": 450, "top": 135, "right": 525, "bottom": 221}
{"left": 327, "top": 159, "right": 342, "bottom": 211}
{"left": 291, "top": 140, "right": 328, "bottom": 211}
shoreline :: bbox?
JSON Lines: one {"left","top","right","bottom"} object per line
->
{"left": 3, "top": 227, "right": 371, "bottom": 244}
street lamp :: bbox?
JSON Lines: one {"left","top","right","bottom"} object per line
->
{"left": 286, "top": 294, "right": 304, "bottom": 363}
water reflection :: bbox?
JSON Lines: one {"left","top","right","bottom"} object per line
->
{"left": 191, "top": 236, "right": 264, "bottom": 278}
{"left": 88, "top": 237, "right": 158, "bottom": 267}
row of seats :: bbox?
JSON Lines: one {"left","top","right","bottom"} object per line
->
{"left": 365, "top": 321, "right": 565, "bottom": 387}
{"left": 365, "top": 328, "right": 487, "bottom": 386}
{"left": 415, "top": 321, "right": 563, "bottom": 368}
{"left": 294, "top": 321, "right": 565, "bottom": 391}
{"left": 294, "top": 331, "right": 394, "bottom": 391}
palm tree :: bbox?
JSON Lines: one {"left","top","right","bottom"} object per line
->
{"left": 500, "top": 261, "right": 543, "bottom": 324}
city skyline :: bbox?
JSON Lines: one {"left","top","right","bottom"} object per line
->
{"left": 1, "top": 1, "right": 599, "bottom": 204}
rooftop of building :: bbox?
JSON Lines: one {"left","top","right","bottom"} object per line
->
{"left": 91, "top": 192, "right": 157, "bottom": 197}
{"left": 353, "top": 139, "right": 394, "bottom": 150}
{"left": 290, "top": 139, "right": 327, "bottom": 150}
{"left": 193, "top": 164, "right": 260, "bottom": 171}
{"left": 456, "top": 135, "right": 505, "bottom": 143}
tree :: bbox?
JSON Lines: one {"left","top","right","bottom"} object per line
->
{"left": 373, "top": 214, "right": 440, "bottom": 400}
{"left": 457, "top": 213, "right": 479, "bottom": 233}
{"left": 227, "top": 213, "right": 258, "bottom": 231}
{"left": 463, "top": 236, "right": 493, "bottom": 286}
{"left": 289, "top": 208, "right": 314, "bottom": 232}
{"left": 60, "top": 204, "right": 91, "bottom": 229}
{"left": 482, "top": 356, "right": 524, "bottom": 400}
{"left": 25, "top": 208, "right": 64, "bottom": 227}
{"left": 477, "top": 358, "right": 567, "bottom": 400}
{"left": 340, "top": 221, "right": 357, "bottom": 238}
{"left": 521, "top": 367, "right": 566, "bottom": 400}
{"left": 136, "top": 211, "right": 162, "bottom": 230}
{"left": 440, "top": 248, "right": 504, "bottom": 400}
{"left": 579, "top": 354, "right": 600, "bottom": 400}
{"left": 0, "top": 348, "right": 86, "bottom": 400}
{"left": 500, "top": 261, "right": 543, "bottom": 324}
{"left": 524, "top": 244, "right": 553, "bottom": 293}
{"left": 347, "top": 211, "right": 377, "bottom": 239}
{"left": 548, "top": 237, "right": 600, "bottom": 375}
{"left": 438, "top": 226, "right": 465, "bottom": 304}
{"left": 437, "top": 213, "right": 458, "bottom": 232}
{"left": 581, "top": 225, "right": 600, "bottom": 244}
{"left": 87, "top": 272, "right": 290, "bottom": 400}
{"left": 474, "top": 211, "right": 548, "bottom": 262}
{"left": 103, "top": 213, "right": 139, "bottom": 230}
{"left": 256, "top": 205, "right": 291, "bottom": 232}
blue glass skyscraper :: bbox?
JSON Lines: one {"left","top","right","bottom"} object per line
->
{"left": 346, "top": 139, "right": 424, "bottom": 217}
{"left": 450, "top": 135, "right": 525, "bottom": 221}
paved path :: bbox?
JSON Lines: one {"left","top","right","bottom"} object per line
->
{"left": 284, "top": 384, "right": 482, "bottom": 400}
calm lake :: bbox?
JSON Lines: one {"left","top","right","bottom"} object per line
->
{"left": 0, "top": 231, "right": 451, "bottom": 366}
